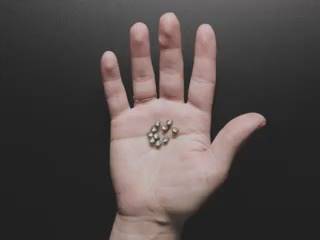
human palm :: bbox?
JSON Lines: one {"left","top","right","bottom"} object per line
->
{"left": 101, "top": 12, "right": 266, "bottom": 226}
{"left": 110, "top": 99, "right": 215, "bottom": 222}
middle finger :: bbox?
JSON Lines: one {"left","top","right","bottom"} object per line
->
{"left": 159, "top": 12, "right": 184, "bottom": 102}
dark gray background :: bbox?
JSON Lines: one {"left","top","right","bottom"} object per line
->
{"left": 1, "top": 0, "right": 320, "bottom": 239}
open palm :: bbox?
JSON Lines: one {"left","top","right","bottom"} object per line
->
{"left": 101, "top": 13, "right": 266, "bottom": 226}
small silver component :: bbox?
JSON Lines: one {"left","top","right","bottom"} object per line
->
{"left": 151, "top": 126, "right": 157, "bottom": 133}
{"left": 155, "top": 120, "right": 161, "bottom": 128}
{"left": 149, "top": 138, "right": 156, "bottom": 144}
{"left": 162, "top": 136, "right": 169, "bottom": 144}
{"left": 162, "top": 125, "right": 168, "bottom": 131}
{"left": 155, "top": 140, "right": 162, "bottom": 147}
{"left": 166, "top": 119, "right": 173, "bottom": 126}
{"left": 172, "top": 127, "right": 179, "bottom": 134}
{"left": 153, "top": 133, "right": 160, "bottom": 140}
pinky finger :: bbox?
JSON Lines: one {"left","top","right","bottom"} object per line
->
{"left": 100, "top": 51, "right": 130, "bottom": 119}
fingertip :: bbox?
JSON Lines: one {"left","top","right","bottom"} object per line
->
{"left": 195, "top": 24, "right": 217, "bottom": 57}
{"left": 101, "top": 51, "right": 118, "bottom": 72}
{"left": 197, "top": 24, "right": 216, "bottom": 38}
{"left": 245, "top": 112, "right": 267, "bottom": 129}
{"left": 159, "top": 12, "right": 181, "bottom": 48}
{"left": 101, "top": 50, "right": 115, "bottom": 61}
{"left": 258, "top": 115, "right": 267, "bottom": 128}
{"left": 159, "top": 12, "right": 179, "bottom": 29}
{"left": 130, "top": 22, "right": 149, "bottom": 44}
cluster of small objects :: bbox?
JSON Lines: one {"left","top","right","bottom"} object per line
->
{"left": 147, "top": 120, "right": 179, "bottom": 148}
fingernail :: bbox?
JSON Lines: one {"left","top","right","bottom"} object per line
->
{"left": 258, "top": 120, "right": 267, "bottom": 129}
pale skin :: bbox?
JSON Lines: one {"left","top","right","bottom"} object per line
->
{"left": 100, "top": 12, "right": 266, "bottom": 240}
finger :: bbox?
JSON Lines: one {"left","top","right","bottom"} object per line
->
{"left": 130, "top": 22, "right": 157, "bottom": 105}
{"left": 159, "top": 12, "right": 184, "bottom": 101}
{"left": 209, "top": 113, "right": 266, "bottom": 172}
{"left": 101, "top": 51, "right": 130, "bottom": 118}
{"left": 188, "top": 24, "right": 217, "bottom": 113}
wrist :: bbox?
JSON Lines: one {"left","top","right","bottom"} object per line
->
{"left": 110, "top": 213, "right": 183, "bottom": 240}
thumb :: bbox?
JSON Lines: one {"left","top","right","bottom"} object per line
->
{"left": 209, "top": 112, "right": 266, "bottom": 172}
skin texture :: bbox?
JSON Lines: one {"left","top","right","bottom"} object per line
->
{"left": 101, "top": 12, "right": 266, "bottom": 240}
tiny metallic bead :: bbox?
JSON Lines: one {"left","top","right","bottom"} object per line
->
{"left": 162, "top": 125, "right": 168, "bottom": 131}
{"left": 166, "top": 119, "right": 173, "bottom": 126}
{"left": 162, "top": 136, "right": 169, "bottom": 144}
{"left": 155, "top": 140, "right": 162, "bottom": 147}
{"left": 151, "top": 126, "right": 157, "bottom": 133}
{"left": 149, "top": 137, "right": 156, "bottom": 144}
{"left": 147, "top": 132, "right": 153, "bottom": 138}
{"left": 155, "top": 120, "right": 161, "bottom": 128}
{"left": 172, "top": 127, "right": 179, "bottom": 134}
{"left": 153, "top": 133, "right": 160, "bottom": 140}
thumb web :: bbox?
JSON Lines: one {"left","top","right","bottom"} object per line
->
{"left": 208, "top": 112, "right": 266, "bottom": 173}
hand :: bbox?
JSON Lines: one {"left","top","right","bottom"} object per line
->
{"left": 101, "top": 12, "right": 266, "bottom": 239}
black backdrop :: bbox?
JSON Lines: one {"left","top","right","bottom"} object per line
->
{"left": 1, "top": 0, "right": 320, "bottom": 239}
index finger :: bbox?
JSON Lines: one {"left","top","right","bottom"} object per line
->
{"left": 187, "top": 24, "right": 217, "bottom": 113}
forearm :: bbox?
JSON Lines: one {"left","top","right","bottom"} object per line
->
{"left": 110, "top": 213, "right": 182, "bottom": 240}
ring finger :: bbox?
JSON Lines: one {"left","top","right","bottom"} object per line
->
{"left": 130, "top": 22, "right": 157, "bottom": 106}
